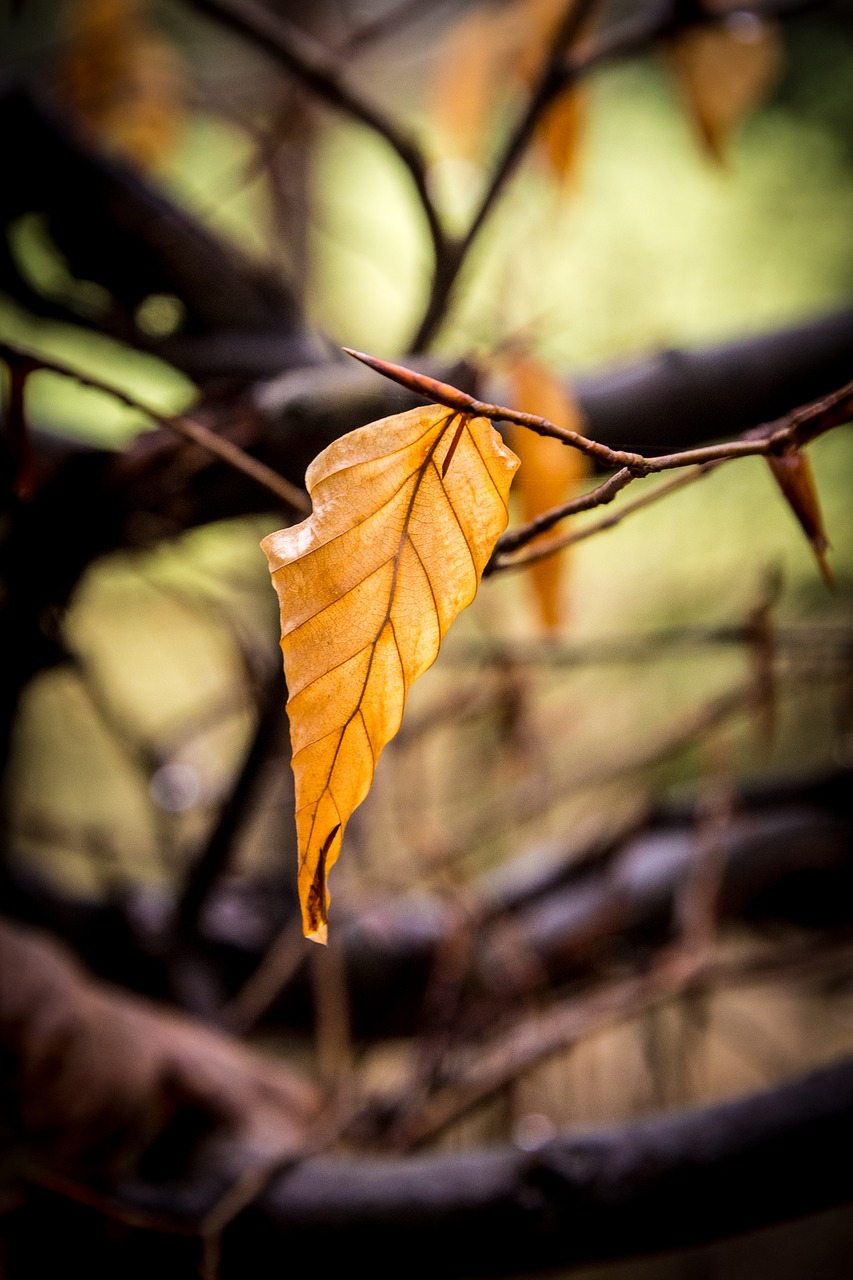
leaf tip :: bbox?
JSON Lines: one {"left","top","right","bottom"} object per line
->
{"left": 301, "top": 824, "right": 339, "bottom": 943}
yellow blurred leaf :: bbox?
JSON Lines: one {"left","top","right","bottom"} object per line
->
{"left": 431, "top": 3, "right": 520, "bottom": 162}
{"left": 536, "top": 84, "right": 587, "bottom": 194}
{"left": 431, "top": 0, "right": 588, "bottom": 193}
{"left": 505, "top": 358, "right": 590, "bottom": 630}
{"left": 767, "top": 451, "right": 834, "bottom": 587}
{"left": 262, "top": 405, "right": 520, "bottom": 941}
{"left": 666, "top": 16, "right": 782, "bottom": 163}
{"left": 58, "top": 0, "right": 184, "bottom": 170}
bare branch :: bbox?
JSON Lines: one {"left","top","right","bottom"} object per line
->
{"left": 181, "top": 0, "right": 448, "bottom": 266}
{"left": 491, "top": 464, "right": 717, "bottom": 573}
{"left": 409, "top": 0, "right": 823, "bottom": 350}
{"left": 0, "top": 341, "right": 310, "bottom": 513}
{"left": 344, "top": 347, "right": 853, "bottom": 562}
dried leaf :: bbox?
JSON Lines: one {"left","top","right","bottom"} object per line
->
{"left": 431, "top": 0, "right": 588, "bottom": 193}
{"left": 431, "top": 3, "right": 520, "bottom": 162}
{"left": 262, "top": 405, "right": 520, "bottom": 941}
{"left": 536, "top": 84, "right": 587, "bottom": 195}
{"left": 58, "top": 0, "right": 184, "bottom": 171}
{"left": 505, "top": 358, "right": 589, "bottom": 630}
{"left": 666, "top": 16, "right": 782, "bottom": 163}
{"left": 767, "top": 451, "right": 834, "bottom": 587}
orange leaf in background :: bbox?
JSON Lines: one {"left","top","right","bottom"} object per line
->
{"left": 767, "top": 452, "right": 834, "bottom": 587}
{"left": 262, "top": 405, "right": 520, "bottom": 942}
{"left": 536, "top": 85, "right": 587, "bottom": 195}
{"left": 431, "top": 3, "right": 521, "bottom": 163}
{"left": 505, "top": 358, "right": 590, "bottom": 631}
{"left": 58, "top": 0, "right": 184, "bottom": 171}
{"left": 431, "top": 0, "right": 588, "bottom": 195}
{"left": 666, "top": 16, "right": 782, "bottom": 163}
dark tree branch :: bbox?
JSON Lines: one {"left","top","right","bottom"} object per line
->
{"left": 5, "top": 918, "right": 853, "bottom": 1278}
{"left": 0, "top": 340, "right": 310, "bottom": 511}
{"left": 4, "top": 775, "right": 851, "bottom": 1036}
{"left": 222, "top": 1054, "right": 853, "bottom": 1278}
{"left": 181, "top": 0, "right": 448, "bottom": 266}
{"left": 0, "top": 87, "right": 321, "bottom": 382}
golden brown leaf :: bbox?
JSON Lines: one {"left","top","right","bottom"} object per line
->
{"left": 666, "top": 16, "right": 782, "bottom": 163}
{"left": 431, "top": 0, "right": 588, "bottom": 193}
{"left": 58, "top": 0, "right": 184, "bottom": 171}
{"left": 536, "top": 84, "right": 587, "bottom": 195}
{"left": 505, "top": 358, "right": 590, "bottom": 631}
{"left": 767, "top": 451, "right": 834, "bottom": 587}
{"left": 431, "top": 2, "right": 520, "bottom": 162}
{"left": 262, "top": 405, "right": 520, "bottom": 941}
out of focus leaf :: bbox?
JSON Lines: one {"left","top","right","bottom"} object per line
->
{"left": 767, "top": 451, "right": 834, "bottom": 586}
{"left": 262, "top": 405, "right": 519, "bottom": 941}
{"left": 431, "top": 0, "right": 588, "bottom": 194}
{"left": 57, "top": 0, "right": 185, "bottom": 170}
{"left": 505, "top": 357, "right": 590, "bottom": 630}
{"left": 666, "top": 15, "right": 782, "bottom": 163}
{"left": 536, "top": 85, "right": 587, "bottom": 194}
{"left": 431, "top": 2, "right": 520, "bottom": 163}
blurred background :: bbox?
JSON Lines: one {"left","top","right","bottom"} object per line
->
{"left": 2, "top": 1, "right": 853, "bottom": 1276}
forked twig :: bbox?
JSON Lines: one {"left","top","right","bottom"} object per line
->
{"left": 344, "top": 347, "right": 853, "bottom": 562}
{"left": 0, "top": 341, "right": 310, "bottom": 513}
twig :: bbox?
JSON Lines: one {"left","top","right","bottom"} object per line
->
{"left": 181, "top": 0, "right": 447, "bottom": 266}
{"left": 411, "top": 0, "right": 605, "bottom": 351}
{"left": 173, "top": 665, "right": 287, "bottom": 945}
{"left": 340, "top": 0, "right": 441, "bottom": 54}
{"left": 496, "top": 467, "right": 634, "bottom": 554}
{"left": 490, "top": 462, "right": 718, "bottom": 572}
{"left": 0, "top": 341, "right": 310, "bottom": 513}
{"left": 410, "top": 0, "right": 823, "bottom": 350}
{"left": 385, "top": 930, "right": 853, "bottom": 1150}
{"left": 221, "top": 919, "right": 308, "bottom": 1035}
{"left": 344, "top": 348, "right": 853, "bottom": 560}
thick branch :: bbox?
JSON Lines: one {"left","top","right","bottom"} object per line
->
{"left": 225, "top": 1055, "right": 853, "bottom": 1277}
{"left": 5, "top": 919, "right": 853, "bottom": 1277}
{"left": 5, "top": 778, "right": 851, "bottom": 1036}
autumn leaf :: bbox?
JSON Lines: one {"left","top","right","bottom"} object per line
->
{"left": 666, "top": 15, "right": 782, "bottom": 163}
{"left": 262, "top": 405, "right": 520, "bottom": 941}
{"left": 431, "top": 0, "right": 588, "bottom": 194}
{"left": 58, "top": 0, "right": 185, "bottom": 171}
{"left": 767, "top": 451, "right": 833, "bottom": 587}
{"left": 505, "top": 357, "right": 589, "bottom": 630}
{"left": 431, "top": 2, "right": 519, "bottom": 164}
{"left": 536, "top": 85, "right": 587, "bottom": 195}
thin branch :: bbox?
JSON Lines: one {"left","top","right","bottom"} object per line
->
{"left": 409, "top": 0, "right": 820, "bottom": 351}
{"left": 0, "top": 341, "right": 310, "bottom": 513}
{"left": 384, "top": 932, "right": 853, "bottom": 1150}
{"left": 494, "top": 466, "right": 634, "bottom": 556}
{"left": 344, "top": 348, "right": 853, "bottom": 560}
{"left": 411, "top": 0, "right": 606, "bottom": 351}
{"left": 181, "top": 0, "right": 448, "bottom": 266}
{"left": 491, "top": 463, "right": 718, "bottom": 571}
{"left": 221, "top": 919, "right": 308, "bottom": 1035}
{"left": 173, "top": 664, "right": 287, "bottom": 946}
{"left": 340, "top": 0, "right": 441, "bottom": 55}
